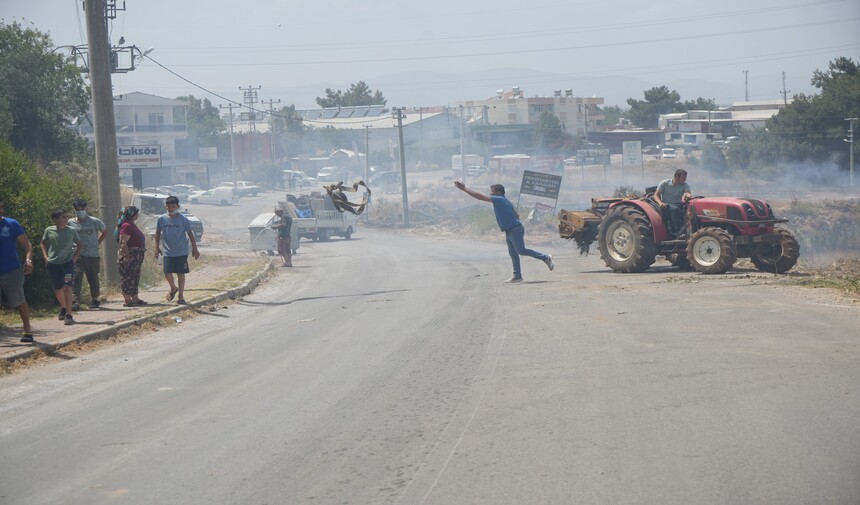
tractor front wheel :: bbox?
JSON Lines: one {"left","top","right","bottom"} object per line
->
{"left": 751, "top": 229, "right": 800, "bottom": 273}
{"left": 687, "top": 227, "right": 736, "bottom": 274}
{"left": 597, "top": 206, "right": 657, "bottom": 273}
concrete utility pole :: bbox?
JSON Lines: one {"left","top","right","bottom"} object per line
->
{"left": 362, "top": 125, "right": 371, "bottom": 183}
{"left": 459, "top": 105, "right": 466, "bottom": 181}
{"left": 84, "top": 0, "right": 122, "bottom": 286}
{"left": 362, "top": 124, "right": 372, "bottom": 221}
{"left": 743, "top": 70, "right": 749, "bottom": 102}
{"left": 847, "top": 117, "right": 858, "bottom": 187}
{"left": 262, "top": 98, "right": 280, "bottom": 162}
{"left": 392, "top": 107, "right": 409, "bottom": 227}
{"left": 219, "top": 103, "right": 238, "bottom": 188}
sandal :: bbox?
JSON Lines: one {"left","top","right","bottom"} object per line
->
{"left": 166, "top": 288, "right": 179, "bottom": 301}
{"left": 135, "top": 299, "right": 149, "bottom": 306}
{"left": 176, "top": 298, "right": 187, "bottom": 305}
{"left": 123, "top": 302, "right": 136, "bottom": 307}
{"left": 20, "top": 333, "right": 34, "bottom": 343}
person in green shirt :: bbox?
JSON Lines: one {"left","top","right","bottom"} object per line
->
{"left": 40, "top": 209, "right": 82, "bottom": 325}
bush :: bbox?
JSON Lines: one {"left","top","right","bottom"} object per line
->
{"left": 0, "top": 141, "right": 95, "bottom": 306}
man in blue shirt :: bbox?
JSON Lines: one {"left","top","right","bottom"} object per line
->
{"left": 154, "top": 196, "right": 200, "bottom": 305}
{"left": 454, "top": 181, "right": 554, "bottom": 283}
{"left": 0, "top": 198, "right": 35, "bottom": 342}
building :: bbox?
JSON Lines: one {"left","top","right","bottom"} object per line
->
{"left": 659, "top": 99, "right": 792, "bottom": 145}
{"left": 77, "top": 92, "right": 209, "bottom": 187}
{"left": 461, "top": 88, "right": 604, "bottom": 154}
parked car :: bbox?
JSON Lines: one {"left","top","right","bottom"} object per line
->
{"left": 315, "top": 166, "right": 341, "bottom": 182}
{"left": 174, "top": 184, "right": 202, "bottom": 194}
{"left": 467, "top": 165, "right": 490, "bottom": 178}
{"left": 369, "top": 171, "right": 402, "bottom": 192}
{"left": 642, "top": 145, "right": 661, "bottom": 155}
{"left": 190, "top": 187, "right": 239, "bottom": 206}
{"left": 284, "top": 171, "right": 321, "bottom": 189}
{"left": 130, "top": 193, "right": 204, "bottom": 242}
{"left": 218, "top": 181, "right": 262, "bottom": 197}
{"left": 660, "top": 148, "right": 678, "bottom": 159}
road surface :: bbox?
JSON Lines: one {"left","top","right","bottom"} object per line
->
{"left": 1, "top": 228, "right": 858, "bottom": 505}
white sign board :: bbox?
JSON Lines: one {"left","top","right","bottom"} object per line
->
{"left": 622, "top": 141, "right": 642, "bottom": 166}
{"left": 199, "top": 147, "right": 218, "bottom": 161}
{"left": 117, "top": 145, "right": 162, "bottom": 169}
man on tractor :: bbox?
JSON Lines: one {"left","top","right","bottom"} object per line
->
{"left": 653, "top": 169, "right": 692, "bottom": 238}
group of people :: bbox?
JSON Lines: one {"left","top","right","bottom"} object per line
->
{"left": 0, "top": 195, "right": 199, "bottom": 343}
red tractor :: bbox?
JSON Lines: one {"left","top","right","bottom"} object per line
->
{"left": 558, "top": 188, "right": 800, "bottom": 274}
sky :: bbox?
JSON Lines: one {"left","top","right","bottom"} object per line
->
{"left": 6, "top": 0, "right": 860, "bottom": 109}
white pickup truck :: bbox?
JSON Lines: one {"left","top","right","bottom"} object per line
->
{"left": 282, "top": 193, "right": 357, "bottom": 242}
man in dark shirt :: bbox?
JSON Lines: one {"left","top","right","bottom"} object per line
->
{"left": 272, "top": 207, "right": 293, "bottom": 267}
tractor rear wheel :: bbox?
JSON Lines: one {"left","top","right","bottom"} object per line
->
{"left": 687, "top": 227, "right": 736, "bottom": 274}
{"left": 751, "top": 229, "right": 800, "bottom": 273}
{"left": 597, "top": 206, "right": 657, "bottom": 272}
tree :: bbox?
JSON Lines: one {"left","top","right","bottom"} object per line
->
{"left": 533, "top": 112, "right": 578, "bottom": 155}
{"left": 626, "top": 86, "right": 682, "bottom": 128}
{"left": 0, "top": 140, "right": 94, "bottom": 306}
{"left": 316, "top": 81, "right": 387, "bottom": 108}
{"left": 176, "top": 95, "right": 224, "bottom": 146}
{"left": 726, "top": 57, "right": 860, "bottom": 174}
{"left": 0, "top": 21, "right": 90, "bottom": 165}
{"left": 597, "top": 105, "right": 626, "bottom": 126}
{"left": 682, "top": 97, "right": 716, "bottom": 111}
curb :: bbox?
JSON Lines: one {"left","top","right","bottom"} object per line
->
{"left": 1, "top": 259, "right": 276, "bottom": 367}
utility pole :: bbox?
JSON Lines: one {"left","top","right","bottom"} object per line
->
{"left": 362, "top": 125, "right": 371, "bottom": 183}
{"left": 743, "top": 70, "right": 749, "bottom": 101}
{"left": 459, "top": 105, "right": 466, "bottom": 181}
{"left": 418, "top": 106, "right": 424, "bottom": 167}
{"left": 392, "top": 107, "right": 409, "bottom": 227}
{"left": 579, "top": 102, "right": 590, "bottom": 145}
{"left": 780, "top": 71, "right": 791, "bottom": 106}
{"left": 84, "top": 0, "right": 122, "bottom": 286}
{"left": 219, "top": 103, "right": 238, "bottom": 188}
{"left": 262, "top": 98, "right": 280, "bottom": 162}
{"left": 239, "top": 85, "right": 261, "bottom": 132}
{"left": 363, "top": 124, "right": 372, "bottom": 221}
{"left": 847, "top": 117, "right": 858, "bottom": 187}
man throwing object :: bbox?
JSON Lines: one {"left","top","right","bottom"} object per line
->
{"left": 454, "top": 180, "right": 554, "bottom": 283}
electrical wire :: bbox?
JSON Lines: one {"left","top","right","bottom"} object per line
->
{"left": 143, "top": 55, "right": 394, "bottom": 126}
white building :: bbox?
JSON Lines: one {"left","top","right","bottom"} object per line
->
{"left": 77, "top": 92, "right": 208, "bottom": 187}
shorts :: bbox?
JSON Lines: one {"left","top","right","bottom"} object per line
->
{"left": 163, "top": 255, "right": 190, "bottom": 274}
{"left": 0, "top": 268, "right": 27, "bottom": 308}
{"left": 46, "top": 261, "right": 75, "bottom": 290}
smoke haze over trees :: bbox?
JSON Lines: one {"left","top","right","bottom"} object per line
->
{"left": 726, "top": 57, "right": 860, "bottom": 174}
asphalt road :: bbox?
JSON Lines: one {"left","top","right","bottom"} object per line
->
{"left": 1, "top": 228, "right": 858, "bottom": 505}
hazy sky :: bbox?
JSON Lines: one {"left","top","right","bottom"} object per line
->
{"left": 7, "top": 0, "right": 860, "bottom": 108}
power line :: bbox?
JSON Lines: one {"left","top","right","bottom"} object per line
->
{"left": 163, "top": 17, "right": 859, "bottom": 67}
{"left": 156, "top": 0, "right": 848, "bottom": 55}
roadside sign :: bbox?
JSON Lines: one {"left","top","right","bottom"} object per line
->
{"left": 117, "top": 145, "right": 162, "bottom": 169}
{"left": 622, "top": 141, "right": 642, "bottom": 166}
{"left": 520, "top": 170, "right": 562, "bottom": 199}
